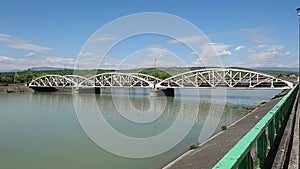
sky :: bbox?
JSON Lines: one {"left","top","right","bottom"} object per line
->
{"left": 0, "top": 0, "right": 299, "bottom": 71}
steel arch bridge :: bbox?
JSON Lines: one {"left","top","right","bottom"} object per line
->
{"left": 28, "top": 68, "right": 294, "bottom": 90}
{"left": 128, "top": 73, "right": 162, "bottom": 83}
{"left": 78, "top": 72, "right": 160, "bottom": 88}
{"left": 156, "top": 68, "right": 293, "bottom": 89}
{"left": 63, "top": 75, "right": 88, "bottom": 84}
{"left": 29, "top": 75, "right": 78, "bottom": 87}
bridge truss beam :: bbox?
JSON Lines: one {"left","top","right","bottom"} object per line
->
{"left": 78, "top": 72, "right": 155, "bottom": 88}
{"left": 156, "top": 68, "right": 293, "bottom": 89}
{"left": 29, "top": 75, "right": 77, "bottom": 87}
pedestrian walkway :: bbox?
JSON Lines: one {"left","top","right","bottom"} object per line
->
{"left": 164, "top": 92, "right": 287, "bottom": 169}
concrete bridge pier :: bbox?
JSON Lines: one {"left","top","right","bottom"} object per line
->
{"left": 150, "top": 88, "right": 174, "bottom": 97}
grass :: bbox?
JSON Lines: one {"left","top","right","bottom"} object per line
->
{"left": 259, "top": 101, "right": 267, "bottom": 106}
{"left": 189, "top": 145, "right": 198, "bottom": 150}
{"left": 221, "top": 125, "right": 227, "bottom": 131}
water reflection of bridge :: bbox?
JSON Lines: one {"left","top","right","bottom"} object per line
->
{"left": 29, "top": 68, "right": 294, "bottom": 95}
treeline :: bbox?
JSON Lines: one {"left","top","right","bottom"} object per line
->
{"left": 0, "top": 69, "right": 73, "bottom": 83}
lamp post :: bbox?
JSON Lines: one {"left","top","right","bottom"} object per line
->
{"left": 154, "top": 58, "right": 157, "bottom": 88}
{"left": 297, "top": 8, "right": 300, "bottom": 82}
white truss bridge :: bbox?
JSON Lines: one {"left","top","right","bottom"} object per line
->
{"left": 29, "top": 68, "right": 294, "bottom": 90}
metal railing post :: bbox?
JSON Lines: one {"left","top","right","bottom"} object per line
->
{"left": 256, "top": 132, "right": 267, "bottom": 168}
{"left": 268, "top": 120, "right": 275, "bottom": 148}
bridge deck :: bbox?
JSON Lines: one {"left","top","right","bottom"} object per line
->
{"left": 163, "top": 90, "right": 287, "bottom": 169}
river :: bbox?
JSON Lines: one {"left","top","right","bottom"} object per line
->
{"left": 0, "top": 88, "right": 281, "bottom": 169}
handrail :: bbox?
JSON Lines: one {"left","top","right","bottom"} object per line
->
{"left": 213, "top": 83, "right": 299, "bottom": 169}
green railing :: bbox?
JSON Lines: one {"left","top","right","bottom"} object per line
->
{"left": 213, "top": 83, "right": 299, "bottom": 169}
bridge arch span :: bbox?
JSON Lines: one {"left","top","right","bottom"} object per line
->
{"left": 156, "top": 68, "right": 293, "bottom": 89}
{"left": 79, "top": 72, "right": 155, "bottom": 88}
{"left": 63, "top": 75, "right": 88, "bottom": 84}
{"left": 128, "top": 73, "right": 162, "bottom": 83}
{"left": 29, "top": 75, "right": 78, "bottom": 87}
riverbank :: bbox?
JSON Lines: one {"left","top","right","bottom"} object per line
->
{"left": 0, "top": 84, "right": 34, "bottom": 93}
{"left": 163, "top": 89, "right": 287, "bottom": 169}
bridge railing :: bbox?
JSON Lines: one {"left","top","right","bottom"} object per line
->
{"left": 213, "top": 83, "right": 299, "bottom": 169}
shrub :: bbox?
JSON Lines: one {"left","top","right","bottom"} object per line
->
{"left": 189, "top": 145, "right": 198, "bottom": 150}
{"left": 221, "top": 125, "right": 227, "bottom": 131}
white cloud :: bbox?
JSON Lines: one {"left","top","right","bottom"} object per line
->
{"left": 234, "top": 45, "right": 246, "bottom": 51}
{"left": 257, "top": 44, "right": 267, "bottom": 49}
{"left": 212, "top": 44, "right": 232, "bottom": 56}
{"left": 0, "top": 34, "right": 13, "bottom": 42}
{"left": 219, "top": 50, "right": 232, "bottom": 56}
{"left": 168, "top": 35, "right": 208, "bottom": 44}
{"left": 0, "top": 55, "right": 75, "bottom": 71}
{"left": 0, "top": 56, "right": 17, "bottom": 62}
{"left": 248, "top": 45, "right": 290, "bottom": 60}
{"left": 76, "top": 51, "right": 132, "bottom": 69}
{"left": 25, "top": 52, "right": 36, "bottom": 57}
{"left": 229, "top": 44, "right": 292, "bottom": 68}
{"left": 79, "top": 51, "right": 99, "bottom": 58}
{"left": 46, "top": 57, "right": 75, "bottom": 63}
{"left": 146, "top": 47, "right": 172, "bottom": 58}
{"left": 137, "top": 47, "right": 186, "bottom": 68}
{"left": 0, "top": 34, "right": 52, "bottom": 52}
{"left": 6, "top": 43, "right": 52, "bottom": 52}
{"left": 76, "top": 52, "right": 102, "bottom": 69}
{"left": 192, "top": 43, "right": 232, "bottom": 67}
{"left": 110, "top": 47, "right": 188, "bottom": 69}
{"left": 192, "top": 43, "right": 232, "bottom": 57}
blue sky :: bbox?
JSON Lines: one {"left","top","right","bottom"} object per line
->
{"left": 0, "top": 0, "right": 299, "bottom": 70}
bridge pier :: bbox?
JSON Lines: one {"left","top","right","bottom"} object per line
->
{"left": 150, "top": 88, "right": 175, "bottom": 97}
